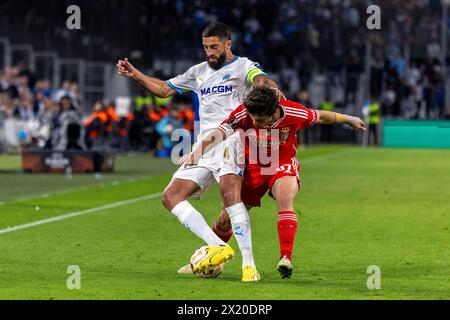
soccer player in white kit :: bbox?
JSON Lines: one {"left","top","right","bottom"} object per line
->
{"left": 117, "top": 22, "right": 284, "bottom": 282}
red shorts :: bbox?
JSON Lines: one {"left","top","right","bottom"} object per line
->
{"left": 241, "top": 157, "right": 301, "bottom": 207}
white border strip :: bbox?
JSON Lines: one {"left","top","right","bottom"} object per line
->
{"left": 0, "top": 192, "right": 162, "bottom": 235}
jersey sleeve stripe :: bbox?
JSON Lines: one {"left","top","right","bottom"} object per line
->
{"left": 309, "top": 110, "right": 320, "bottom": 125}
{"left": 235, "top": 115, "right": 247, "bottom": 123}
{"left": 285, "top": 112, "right": 308, "bottom": 119}
{"left": 284, "top": 106, "right": 308, "bottom": 111}
{"left": 166, "top": 81, "right": 184, "bottom": 95}
{"left": 234, "top": 109, "right": 248, "bottom": 119}
{"left": 286, "top": 109, "right": 308, "bottom": 115}
{"left": 284, "top": 108, "right": 308, "bottom": 116}
{"left": 285, "top": 111, "right": 308, "bottom": 117}
{"left": 284, "top": 106, "right": 307, "bottom": 112}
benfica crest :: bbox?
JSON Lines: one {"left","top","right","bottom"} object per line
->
{"left": 280, "top": 128, "right": 290, "bottom": 144}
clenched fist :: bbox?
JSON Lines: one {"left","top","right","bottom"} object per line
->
{"left": 117, "top": 58, "right": 137, "bottom": 79}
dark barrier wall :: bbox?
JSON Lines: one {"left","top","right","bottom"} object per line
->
{"left": 22, "top": 150, "right": 115, "bottom": 173}
{"left": 383, "top": 120, "right": 450, "bottom": 149}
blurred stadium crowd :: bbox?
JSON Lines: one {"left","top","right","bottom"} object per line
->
{"left": 0, "top": 66, "right": 195, "bottom": 154}
{"left": 0, "top": 0, "right": 449, "bottom": 154}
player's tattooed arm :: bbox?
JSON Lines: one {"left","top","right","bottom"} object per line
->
{"left": 252, "top": 75, "right": 286, "bottom": 101}
{"left": 180, "top": 129, "right": 227, "bottom": 166}
{"left": 117, "top": 58, "right": 175, "bottom": 98}
{"left": 318, "top": 110, "right": 366, "bottom": 131}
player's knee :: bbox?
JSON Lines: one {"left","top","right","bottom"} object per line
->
{"left": 220, "top": 188, "right": 240, "bottom": 208}
{"left": 276, "top": 195, "right": 295, "bottom": 212}
{"left": 220, "top": 178, "right": 242, "bottom": 207}
{"left": 162, "top": 187, "right": 181, "bottom": 211}
{"left": 161, "top": 191, "right": 172, "bottom": 211}
{"left": 273, "top": 190, "right": 294, "bottom": 209}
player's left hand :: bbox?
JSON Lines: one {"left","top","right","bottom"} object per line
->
{"left": 347, "top": 116, "right": 367, "bottom": 131}
{"left": 270, "top": 87, "right": 287, "bottom": 101}
{"left": 179, "top": 152, "right": 197, "bottom": 166}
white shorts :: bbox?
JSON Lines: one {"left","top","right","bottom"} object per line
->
{"left": 172, "top": 133, "right": 245, "bottom": 200}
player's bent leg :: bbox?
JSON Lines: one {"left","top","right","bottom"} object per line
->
{"left": 271, "top": 176, "right": 299, "bottom": 212}
{"left": 163, "top": 179, "right": 199, "bottom": 275}
{"left": 162, "top": 178, "right": 200, "bottom": 211}
{"left": 163, "top": 178, "right": 230, "bottom": 266}
{"left": 220, "top": 174, "right": 260, "bottom": 281}
{"left": 219, "top": 174, "right": 243, "bottom": 208}
{"left": 241, "top": 203, "right": 259, "bottom": 282}
{"left": 170, "top": 164, "right": 240, "bottom": 276}
{"left": 271, "top": 176, "right": 299, "bottom": 279}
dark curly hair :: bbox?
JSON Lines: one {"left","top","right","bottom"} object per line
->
{"left": 202, "top": 22, "right": 232, "bottom": 41}
{"left": 243, "top": 87, "right": 279, "bottom": 116}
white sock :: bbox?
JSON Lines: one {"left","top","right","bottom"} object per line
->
{"left": 171, "top": 201, "right": 226, "bottom": 246}
{"left": 226, "top": 203, "right": 256, "bottom": 269}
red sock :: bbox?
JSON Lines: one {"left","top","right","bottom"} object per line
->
{"left": 212, "top": 221, "right": 233, "bottom": 243}
{"left": 277, "top": 211, "right": 298, "bottom": 260}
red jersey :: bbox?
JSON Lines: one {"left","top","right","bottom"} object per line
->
{"left": 219, "top": 99, "right": 320, "bottom": 168}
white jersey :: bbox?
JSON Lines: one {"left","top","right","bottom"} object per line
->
{"left": 167, "top": 56, "right": 266, "bottom": 134}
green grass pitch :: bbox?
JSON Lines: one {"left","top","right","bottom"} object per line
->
{"left": 0, "top": 146, "right": 449, "bottom": 300}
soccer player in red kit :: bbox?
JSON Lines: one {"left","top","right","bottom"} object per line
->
{"left": 182, "top": 87, "right": 366, "bottom": 279}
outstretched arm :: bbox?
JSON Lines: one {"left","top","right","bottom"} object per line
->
{"left": 117, "top": 58, "right": 176, "bottom": 98}
{"left": 180, "top": 128, "right": 228, "bottom": 166}
{"left": 318, "top": 110, "right": 367, "bottom": 131}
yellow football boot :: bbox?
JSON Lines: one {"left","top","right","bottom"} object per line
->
{"left": 191, "top": 244, "right": 234, "bottom": 273}
{"left": 241, "top": 265, "right": 261, "bottom": 282}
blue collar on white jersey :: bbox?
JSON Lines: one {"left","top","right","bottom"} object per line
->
{"left": 222, "top": 56, "right": 239, "bottom": 68}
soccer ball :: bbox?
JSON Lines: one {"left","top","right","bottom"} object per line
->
{"left": 190, "top": 246, "right": 224, "bottom": 278}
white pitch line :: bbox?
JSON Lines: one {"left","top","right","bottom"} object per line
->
{"left": 0, "top": 192, "right": 162, "bottom": 235}
{"left": 0, "top": 176, "right": 153, "bottom": 206}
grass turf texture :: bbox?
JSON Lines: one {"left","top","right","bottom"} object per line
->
{"left": 0, "top": 146, "right": 449, "bottom": 300}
